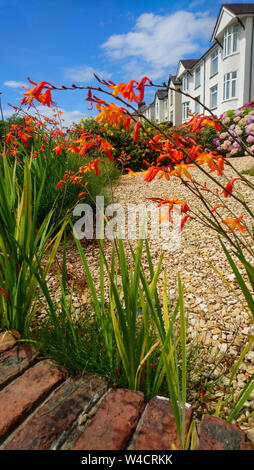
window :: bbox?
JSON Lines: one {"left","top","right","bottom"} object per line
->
{"left": 210, "top": 85, "right": 218, "bottom": 109}
{"left": 183, "top": 74, "right": 189, "bottom": 91}
{"left": 164, "top": 100, "right": 168, "bottom": 119}
{"left": 170, "top": 90, "right": 173, "bottom": 106}
{"left": 182, "top": 101, "right": 190, "bottom": 120}
{"left": 223, "top": 24, "right": 238, "bottom": 57}
{"left": 195, "top": 96, "right": 200, "bottom": 114}
{"left": 211, "top": 49, "right": 218, "bottom": 76}
{"left": 170, "top": 111, "right": 174, "bottom": 123}
{"left": 156, "top": 101, "right": 159, "bottom": 119}
{"left": 195, "top": 67, "right": 201, "bottom": 88}
{"left": 223, "top": 71, "right": 237, "bottom": 100}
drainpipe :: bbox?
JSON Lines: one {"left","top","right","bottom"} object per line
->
{"left": 249, "top": 17, "right": 254, "bottom": 102}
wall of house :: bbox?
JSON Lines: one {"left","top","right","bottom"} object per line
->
{"left": 168, "top": 84, "right": 182, "bottom": 126}
{"left": 243, "top": 16, "right": 254, "bottom": 104}
{"left": 178, "top": 16, "right": 251, "bottom": 122}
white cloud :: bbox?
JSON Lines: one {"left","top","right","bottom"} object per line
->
{"left": 3, "top": 80, "right": 27, "bottom": 88}
{"left": 101, "top": 10, "right": 216, "bottom": 80}
{"left": 2, "top": 105, "right": 86, "bottom": 127}
{"left": 64, "top": 65, "right": 111, "bottom": 83}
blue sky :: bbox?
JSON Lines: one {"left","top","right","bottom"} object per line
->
{"left": 1, "top": 0, "right": 252, "bottom": 125}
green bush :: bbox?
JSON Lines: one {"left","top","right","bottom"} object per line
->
{"left": 76, "top": 118, "right": 159, "bottom": 172}
{"left": 0, "top": 115, "right": 25, "bottom": 144}
{"left": 28, "top": 149, "right": 120, "bottom": 227}
{"left": 197, "top": 125, "right": 218, "bottom": 152}
{"left": 7, "top": 121, "right": 121, "bottom": 227}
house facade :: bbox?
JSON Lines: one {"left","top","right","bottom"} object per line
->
{"left": 145, "top": 4, "right": 254, "bottom": 125}
{"left": 168, "top": 75, "right": 182, "bottom": 126}
{"left": 154, "top": 90, "right": 168, "bottom": 123}
{"left": 143, "top": 100, "right": 155, "bottom": 121}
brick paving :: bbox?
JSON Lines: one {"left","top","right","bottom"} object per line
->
{"left": 0, "top": 331, "right": 253, "bottom": 451}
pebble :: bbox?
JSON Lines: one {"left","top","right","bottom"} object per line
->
{"left": 34, "top": 156, "right": 254, "bottom": 431}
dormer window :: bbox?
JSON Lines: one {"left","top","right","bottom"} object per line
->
{"left": 223, "top": 24, "right": 238, "bottom": 58}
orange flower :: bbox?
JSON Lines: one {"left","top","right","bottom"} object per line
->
{"left": 22, "top": 78, "right": 54, "bottom": 107}
{"left": 133, "top": 121, "right": 142, "bottom": 142}
{"left": 170, "top": 162, "right": 194, "bottom": 179}
{"left": 143, "top": 166, "right": 162, "bottom": 182}
{"left": 125, "top": 168, "right": 137, "bottom": 178}
{"left": 93, "top": 157, "right": 101, "bottom": 176}
{"left": 223, "top": 216, "right": 246, "bottom": 234}
{"left": 53, "top": 144, "right": 64, "bottom": 155}
{"left": 108, "top": 80, "right": 139, "bottom": 103}
{"left": 196, "top": 152, "right": 224, "bottom": 176}
{"left": 147, "top": 196, "right": 190, "bottom": 223}
{"left": 136, "top": 76, "right": 152, "bottom": 102}
{"left": 221, "top": 178, "right": 241, "bottom": 197}
{"left": 99, "top": 137, "right": 114, "bottom": 161}
{"left": 96, "top": 103, "right": 129, "bottom": 129}
{"left": 211, "top": 204, "right": 223, "bottom": 212}
{"left": 187, "top": 114, "right": 222, "bottom": 132}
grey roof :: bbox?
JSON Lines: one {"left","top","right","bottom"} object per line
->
{"left": 224, "top": 3, "right": 254, "bottom": 15}
{"left": 180, "top": 59, "right": 199, "bottom": 69}
{"left": 155, "top": 89, "right": 168, "bottom": 100}
{"left": 168, "top": 74, "right": 182, "bottom": 86}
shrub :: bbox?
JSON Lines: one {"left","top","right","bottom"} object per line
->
{"left": 211, "top": 105, "right": 254, "bottom": 157}
{"left": 4, "top": 115, "right": 120, "bottom": 227}
{"left": 29, "top": 149, "right": 120, "bottom": 227}
{"left": 76, "top": 117, "right": 159, "bottom": 172}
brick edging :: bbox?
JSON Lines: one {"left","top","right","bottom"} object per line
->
{"left": 0, "top": 332, "right": 253, "bottom": 450}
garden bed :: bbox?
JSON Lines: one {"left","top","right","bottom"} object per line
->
{"left": 34, "top": 155, "right": 254, "bottom": 434}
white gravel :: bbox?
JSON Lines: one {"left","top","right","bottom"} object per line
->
{"left": 38, "top": 155, "right": 254, "bottom": 430}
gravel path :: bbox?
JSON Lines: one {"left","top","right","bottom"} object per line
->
{"left": 40, "top": 156, "right": 254, "bottom": 432}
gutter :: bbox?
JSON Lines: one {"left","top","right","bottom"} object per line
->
{"left": 249, "top": 16, "right": 254, "bottom": 102}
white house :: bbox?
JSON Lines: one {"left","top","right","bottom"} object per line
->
{"left": 175, "top": 3, "right": 254, "bottom": 123}
{"left": 147, "top": 3, "right": 254, "bottom": 125}
{"left": 152, "top": 89, "right": 168, "bottom": 123}
{"left": 143, "top": 100, "right": 155, "bottom": 121}
{"left": 167, "top": 75, "right": 182, "bottom": 126}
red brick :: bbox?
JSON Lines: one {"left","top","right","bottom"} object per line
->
{"left": 129, "top": 396, "right": 192, "bottom": 450}
{"left": 73, "top": 389, "right": 145, "bottom": 450}
{"left": 3, "top": 375, "right": 107, "bottom": 450}
{"left": 0, "top": 332, "right": 16, "bottom": 354}
{"left": 198, "top": 415, "right": 245, "bottom": 450}
{"left": 0, "top": 359, "right": 66, "bottom": 444}
{"left": 0, "top": 343, "right": 39, "bottom": 390}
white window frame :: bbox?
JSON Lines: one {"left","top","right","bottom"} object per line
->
{"left": 210, "top": 49, "right": 218, "bottom": 76}
{"left": 170, "top": 89, "right": 173, "bottom": 106}
{"left": 182, "top": 101, "right": 190, "bottom": 121}
{"left": 164, "top": 99, "right": 168, "bottom": 120}
{"left": 183, "top": 74, "right": 189, "bottom": 91}
{"left": 170, "top": 111, "right": 174, "bottom": 123}
{"left": 195, "top": 67, "right": 201, "bottom": 88}
{"left": 210, "top": 85, "right": 218, "bottom": 109}
{"left": 223, "top": 24, "right": 239, "bottom": 58}
{"left": 156, "top": 101, "right": 159, "bottom": 119}
{"left": 195, "top": 96, "right": 200, "bottom": 114}
{"left": 223, "top": 71, "right": 237, "bottom": 101}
